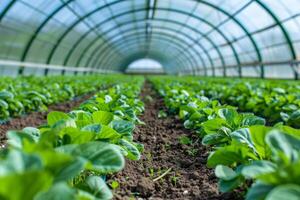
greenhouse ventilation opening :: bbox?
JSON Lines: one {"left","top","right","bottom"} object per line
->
{"left": 1, "top": 1, "right": 300, "bottom": 200}
{"left": 0, "top": 0, "right": 299, "bottom": 79}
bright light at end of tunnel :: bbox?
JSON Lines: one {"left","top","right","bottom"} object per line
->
{"left": 126, "top": 58, "right": 164, "bottom": 74}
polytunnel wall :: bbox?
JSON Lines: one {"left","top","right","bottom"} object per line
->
{"left": 0, "top": 0, "right": 300, "bottom": 79}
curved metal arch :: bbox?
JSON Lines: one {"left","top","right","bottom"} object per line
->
{"left": 120, "top": 51, "right": 179, "bottom": 73}
{"left": 18, "top": 0, "right": 74, "bottom": 74}
{"left": 98, "top": 37, "right": 195, "bottom": 74}
{"left": 105, "top": 48, "right": 187, "bottom": 74}
{"left": 76, "top": 16, "right": 222, "bottom": 74}
{"left": 61, "top": 7, "right": 244, "bottom": 76}
{"left": 40, "top": 3, "right": 251, "bottom": 74}
{"left": 95, "top": 33, "right": 198, "bottom": 71}
{"left": 86, "top": 24, "right": 211, "bottom": 74}
{"left": 192, "top": 0, "right": 262, "bottom": 78}
{"left": 50, "top": 1, "right": 261, "bottom": 76}
{"left": 0, "top": 0, "right": 239, "bottom": 76}
{"left": 54, "top": 8, "right": 223, "bottom": 73}
{"left": 255, "top": 0, "right": 297, "bottom": 79}
{"left": 87, "top": 28, "right": 210, "bottom": 74}
{"left": 94, "top": 33, "right": 207, "bottom": 76}
{"left": 104, "top": 47, "right": 187, "bottom": 74}
{"left": 0, "top": 0, "right": 16, "bottom": 22}
{"left": 44, "top": 0, "right": 135, "bottom": 66}
{"left": 58, "top": 8, "right": 220, "bottom": 73}
{"left": 90, "top": 33, "right": 198, "bottom": 73}
{"left": 94, "top": 36, "right": 191, "bottom": 71}
{"left": 1, "top": 0, "right": 263, "bottom": 76}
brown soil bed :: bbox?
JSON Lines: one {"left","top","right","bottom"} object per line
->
{"left": 0, "top": 93, "right": 93, "bottom": 146}
{"left": 110, "top": 82, "right": 244, "bottom": 200}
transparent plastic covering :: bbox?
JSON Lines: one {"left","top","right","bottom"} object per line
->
{"left": 0, "top": 0, "right": 300, "bottom": 78}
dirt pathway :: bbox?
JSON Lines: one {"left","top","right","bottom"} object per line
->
{"left": 110, "top": 82, "right": 243, "bottom": 200}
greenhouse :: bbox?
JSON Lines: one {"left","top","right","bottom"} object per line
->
{"left": 0, "top": 0, "right": 299, "bottom": 199}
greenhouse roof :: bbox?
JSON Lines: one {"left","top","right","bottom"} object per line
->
{"left": 0, "top": 0, "right": 300, "bottom": 78}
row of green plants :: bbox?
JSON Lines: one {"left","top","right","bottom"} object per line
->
{"left": 0, "top": 75, "right": 117, "bottom": 122}
{"left": 0, "top": 76, "right": 145, "bottom": 199}
{"left": 155, "top": 76, "right": 300, "bottom": 128}
{"left": 150, "top": 77, "right": 300, "bottom": 200}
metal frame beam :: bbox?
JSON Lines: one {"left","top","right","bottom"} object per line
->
{"left": 90, "top": 33, "right": 199, "bottom": 73}
{"left": 107, "top": 47, "right": 187, "bottom": 74}
{"left": 255, "top": 0, "right": 298, "bottom": 80}
{"left": 62, "top": 8, "right": 240, "bottom": 76}
{"left": 85, "top": 24, "right": 211, "bottom": 74}
{"left": 85, "top": 26, "right": 211, "bottom": 74}
{"left": 0, "top": 0, "right": 16, "bottom": 22}
{"left": 0, "top": 0, "right": 296, "bottom": 77}
{"left": 33, "top": 2, "right": 248, "bottom": 75}
{"left": 71, "top": 12, "right": 231, "bottom": 74}
{"left": 58, "top": 9, "right": 222, "bottom": 74}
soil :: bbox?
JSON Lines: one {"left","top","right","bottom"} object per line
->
{"left": 0, "top": 93, "right": 94, "bottom": 146}
{"left": 109, "top": 82, "right": 244, "bottom": 200}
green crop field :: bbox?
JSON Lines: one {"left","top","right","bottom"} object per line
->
{"left": 0, "top": 1, "right": 300, "bottom": 199}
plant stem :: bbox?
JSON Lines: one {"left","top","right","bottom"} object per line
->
{"left": 153, "top": 168, "right": 172, "bottom": 182}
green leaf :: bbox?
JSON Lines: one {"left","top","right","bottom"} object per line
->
{"left": 178, "top": 135, "right": 192, "bottom": 145}
{"left": 218, "top": 108, "right": 238, "bottom": 125}
{"left": 81, "top": 124, "right": 101, "bottom": 134}
{"left": 249, "top": 125, "right": 272, "bottom": 159}
{"left": 7, "top": 130, "right": 37, "bottom": 148}
{"left": 61, "top": 127, "right": 95, "bottom": 144}
{"left": 266, "top": 130, "right": 300, "bottom": 162}
{"left": 54, "top": 158, "right": 86, "bottom": 182}
{"left": 111, "top": 120, "right": 135, "bottom": 135}
{"left": 231, "top": 128, "right": 255, "bottom": 150}
{"left": 97, "top": 125, "right": 121, "bottom": 140}
{"left": 56, "top": 141, "right": 125, "bottom": 173}
{"left": 257, "top": 160, "right": 300, "bottom": 185}
{"left": 201, "top": 118, "right": 227, "bottom": 134}
{"left": 218, "top": 176, "right": 244, "bottom": 192}
{"left": 47, "top": 111, "right": 70, "bottom": 126}
{"left": 241, "top": 160, "right": 276, "bottom": 179}
{"left": 0, "top": 150, "right": 43, "bottom": 175}
{"left": 207, "top": 144, "right": 251, "bottom": 168}
{"left": 266, "top": 184, "right": 300, "bottom": 200}
{"left": 0, "top": 171, "right": 53, "bottom": 200}
{"left": 246, "top": 181, "right": 274, "bottom": 200}
{"left": 119, "top": 139, "right": 141, "bottom": 160}
{"left": 92, "top": 111, "right": 114, "bottom": 125}
{"left": 215, "top": 165, "right": 238, "bottom": 181}
{"left": 242, "top": 115, "right": 266, "bottom": 126}
{"left": 276, "top": 125, "right": 300, "bottom": 139}
{"left": 51, "top": 119, "right": 77, "bottom": 131}
{"left": 202, "top": 132, "right": 227, "bottom": 146}
{"left": 71, "top": 111, "right": 93, "bottom": 128}
{"left": 0, "top": 91, "right": 14, "bottom": 100}
{"left": 77, "top": 176, "right": 113, "bottom": 200}
{"left": 35, "top": 182, "right": 76, "bottom": 200}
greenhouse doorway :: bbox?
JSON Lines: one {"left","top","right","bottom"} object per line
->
{"left": 125, "top": 58, "right": 165, "bottom": 75}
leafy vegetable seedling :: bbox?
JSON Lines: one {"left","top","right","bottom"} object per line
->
{"left": 158, "top": 110, "right": 168, "bottom": 118}
{"left": 110, "top": 181, "right": 119, "bottom": 190}
{"left": 179, "top": 135, "right": 192, "bottom": 145}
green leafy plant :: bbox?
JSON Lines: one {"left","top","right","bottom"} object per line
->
{"left": 0, "top": 76, "right": 146, "bottom": 199}
{"left": 178, "top": 135, "right": 192, "bottom": 145}
{"left": 150, "top": 76, "right": 300, "bottom": 199}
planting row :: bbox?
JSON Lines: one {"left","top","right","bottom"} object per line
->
{"left": 155, "top": 76, "right": 300, "bottom": 128}
{"left": 0, "top": 75, "right": 120, "bottom": 122}
{"left": 0, "top": 76, "right": 145, "bottom": 199}
{"left": 150, "top": 77, "right": 300, "bottom": 200}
